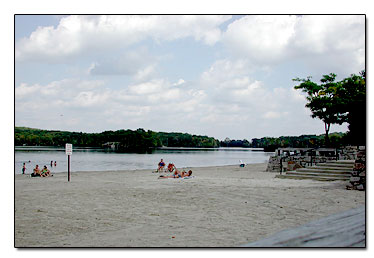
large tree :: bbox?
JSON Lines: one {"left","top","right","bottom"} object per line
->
{"left": 293, "top": 73, "right": 346, "bottom": 146}
{"left": 293, "top": 71, "right": 366, "bottom": 146}
{"left": 337, "top": 71, "right": 366, "bottom": 145}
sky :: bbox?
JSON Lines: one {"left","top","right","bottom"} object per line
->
{"left": 14, "top": 14, "right": 365, "bottom": 141}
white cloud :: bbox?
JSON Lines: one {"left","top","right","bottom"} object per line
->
{"left": 72, "top": 91, "right": 110, "bottom": 107}
{"left": 15, "top": 83, "right": 41, "bottom": 98}
{"left": 14, "top": 15, "right": 358, "bottom": 139}
{"left": 128, "top": 79, "right": 165, "bottom": 95}
{"left": 224, "top": 15, "right": 298, "bottom": 63}
{"left": 16, "top": 15, "right": 232, "bottom": 62}
{"left": 134, "top": 65, "right": 157, "bottom": 81}
{"left": 88, "top": 47, "right": 157, "bottom": 78}
{"left": 222, "top": 15, "right": 365, "bottom": 74}
{"left": 263, "top": 111, "right": 289, "bottom": 119}
{"left": 173, "top": 79, "right": 186, "bottom": 86}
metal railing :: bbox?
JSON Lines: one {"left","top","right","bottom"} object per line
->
{"left": 279, "top": 148, "right": 340, "bottom": 173}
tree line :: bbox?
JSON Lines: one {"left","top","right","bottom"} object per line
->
{"left": 14, "top": 127, "right": 221, "bottom": 152}
{"left": 15, "top": 127, "right": 350, "bottom": 153}
{"left": 250, "top": 132, "right": 348, "bottom": 151}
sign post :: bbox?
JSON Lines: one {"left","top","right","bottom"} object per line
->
{"left": 65, "top": 143, "right": 72, "bottom": 182}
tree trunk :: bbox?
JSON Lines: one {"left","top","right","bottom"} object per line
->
{"left": 324, "top": 122, "right": 331, "bottom": 147}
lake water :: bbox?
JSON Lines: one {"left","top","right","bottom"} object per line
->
{"left": 14, "top": 147, "right": 273, "bottom": 174}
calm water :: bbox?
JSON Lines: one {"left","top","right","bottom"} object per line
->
{"left": 14, "top": 147, "right": 273, "bottom": 174}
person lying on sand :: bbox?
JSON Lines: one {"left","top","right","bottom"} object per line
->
{"left": 158, "top": 169, "right": 192, "bottom": 179}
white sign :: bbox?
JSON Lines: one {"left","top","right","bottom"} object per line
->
{"left": 65, "top": 143, "right": 73, "bottom": 155}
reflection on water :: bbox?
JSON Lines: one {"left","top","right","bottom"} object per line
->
{"left": 15, "top": 147, "right": 273, "bottom": 174}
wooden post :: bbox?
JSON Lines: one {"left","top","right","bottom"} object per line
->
{"left": 280, "top": 157, "right": 283, "bottom": 174}
{"left": 65, "top": 143, "right": 73, "bottom": 182}
{"left": 68, "top": 155, "right": 71, "bottom": 182}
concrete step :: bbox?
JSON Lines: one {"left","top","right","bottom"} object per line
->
{"left": 286, "top": 171, "right": 351, "bottom": 178}
{"left": 318, "top": 163, "right": 354, "bottom": 168}
{"left": 276, "top": 174, "right": 349, "bottom": 181}
{"left": 296, "top": 168, "right": 352, "bottom": 174}
{"left": 277, "top": 159, "right": 355, "bottom": 181}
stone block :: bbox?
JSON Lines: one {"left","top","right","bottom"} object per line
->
{"left": 350, "top": 177, "right": 361, "bottom": 182}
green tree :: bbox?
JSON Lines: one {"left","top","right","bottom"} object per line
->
{"left": 294, "top": 73, "right": 347, "bottom": 146}
{"left": 337, "top": 71, "right": 366, "bottom": 145}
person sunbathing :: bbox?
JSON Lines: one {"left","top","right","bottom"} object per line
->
{"left": 159, "top": 170, "right": 179, "bottom": 179}
{"left": 167, "top": 163, "right": 175, "bottom": 172}
{"left": 158, "top": 169, "right": 192, "bottom": 179}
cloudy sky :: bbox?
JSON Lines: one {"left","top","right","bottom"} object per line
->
{"left": 15, "top": 15, "right": 365, "bottom": 140}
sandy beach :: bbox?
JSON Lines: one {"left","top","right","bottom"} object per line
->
{"left": 14, "top": 163, "right": 365, "bottom": 247}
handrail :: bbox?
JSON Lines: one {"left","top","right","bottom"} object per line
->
{"left": 279, "top": 147, "right": 340, "bottom": 173}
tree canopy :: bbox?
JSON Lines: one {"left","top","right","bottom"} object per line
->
{"left": 293, "top": 71, "right": 366, "bottom": 146}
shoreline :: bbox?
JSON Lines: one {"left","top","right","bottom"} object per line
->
{"left": 15, "top": 163, "right": 365, "bottom": 247}
{"left": 15, "top": 162, "right": 268, "bottom": 175}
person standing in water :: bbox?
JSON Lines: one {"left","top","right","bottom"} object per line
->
{"left": 22, "top": 163, "right": 26, "bottom": 174}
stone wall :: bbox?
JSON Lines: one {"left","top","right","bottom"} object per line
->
{"left": 265, "top": 155, "right": 335, "bottom": 172}
{"left": 266, "top": 146, "right": 365, "bottom": 173}
{"left": 346, "top": 150, "right": 366, "bottom": 191}
{"left": 339, "top": 146, "right": 366, "bottom": 160}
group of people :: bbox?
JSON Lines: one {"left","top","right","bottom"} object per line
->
{"left": 157, "top": 159, "right": 175, "bottom": 172}
{"left": 156, "top": 159, "right": 193, "bottom": 179}
{"left": 30, "top": 165, "right": 53, "bottom": 177}
{"left": 22, "top": 162, "right": 54, "bottom": 177}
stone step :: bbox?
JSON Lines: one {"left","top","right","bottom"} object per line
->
{"left": 318, "top": 163, "right": 354, "bottom": 168}
{"left": 296, "top": 168, "right": 352, "bottom": 174}
{"left": 277, "top": 159, "right": 355, "bottom": 181}
{"left": 286, "top": 171, "right": 351, "bottom": 178}
{"left": 276, "top": 174, "right": 349, "bottom": 181}
{"left": 326, "top": 159, "right": 355, "bottom": 165}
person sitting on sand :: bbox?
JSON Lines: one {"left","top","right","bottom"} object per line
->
{"left": 167, "top": 163, "right": 175, "bottom": 172}
{"left": 158, "top": 159, "right": 166, "bottom": 172}
{"left": 40, "top": 165, "right": 51, "bottom": 177}
{"left": 31, "top": 165, "right": 41, "bottom": 177}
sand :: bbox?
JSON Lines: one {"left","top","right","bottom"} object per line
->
{"left": 14, "top": 163, "right": 365, "bottom": 247}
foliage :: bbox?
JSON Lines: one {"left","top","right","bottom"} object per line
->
{"left": 293, "top": 71, "right": 366, "bottom": 146}
{"left": 14, "top": 127, "right": 220, "bottom": 152}
{"left": 337, "top": 71, "right": 366, "bottom": 145}
{"left": 220, "top": 139, "right": 251, "bottom": 148}
{"left": 250, "top": 132, "right": 347, "bottom": 150}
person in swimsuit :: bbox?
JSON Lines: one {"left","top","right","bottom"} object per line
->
{"left": 158, "top": 159, "right": 166, "bottom": 172}
{"left": 158, "top": 170, "right": 180, "bottom": 179}
{"left": 31, "top": 165, "right": 41, "bottom": 177}
{"left": 167, "top": 163, "right": 175, "bottom": 172}
{"left": 40, "top": 166, "right": 51, "bottom": 177}
{"left": 158, "top": 168, "right": 192, "bottom": 179}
